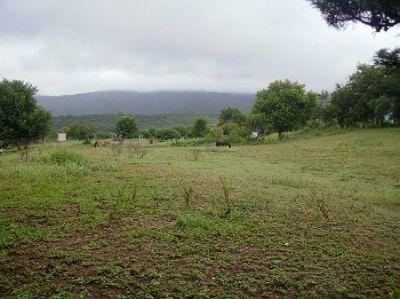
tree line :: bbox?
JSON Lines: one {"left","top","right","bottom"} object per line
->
{"left": 2, "top": 0, "right": 400, "bottom": 149}
{"left": 323, "top": 48, "right": 400, "bottom": 128}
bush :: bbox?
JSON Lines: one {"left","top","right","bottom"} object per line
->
{"left": 40, "top": 149, "right": 116, "bottom": 172}
{"left": 171, "top": 136, "right": 215, "bottom": 147}
{"left": 67, "top": 122, "right": 96, "bottom": 140}
{"left": 156, "top": 128, "right": 180, "bottom": 141}
{"left": 46, "top": 149, "right": 88, "bottom": 166}
{"left": 96, "top": 132, "right": 112, "bottom": 139}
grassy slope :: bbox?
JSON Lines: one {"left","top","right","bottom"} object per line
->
{"left": 0, "top": 129, "right": 399, "bottom": 298}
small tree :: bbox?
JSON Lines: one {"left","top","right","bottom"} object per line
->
{"left": 192, "top": 118, "right": 209, "bottom": 138}
{"left": 0, "top": 79, "right": 51, "bottom": 153}
{"left": 115, "top": 115, "right": 139, "bottom": 139}
{"left": 253, "top": 80, "right": 316, "bottom": 139}
{"left": 218, "top": 107, "right": 246, "bottom": 126}
{"left": 67, "top": 122, "right": 96, "bottom": 141}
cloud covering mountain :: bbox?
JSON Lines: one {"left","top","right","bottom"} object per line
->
{"left": 1, "top": 0, "right": 399, "bottom": 95}
{"left": 36, "top": 90, "right": 254, "bottom": 116}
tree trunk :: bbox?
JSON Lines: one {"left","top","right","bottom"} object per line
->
{"left": 278, "top": 131, "right": 283, "bottom": 140}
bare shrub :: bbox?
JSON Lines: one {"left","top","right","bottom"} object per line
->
{"left": 183, "top": 185, "right": 194, "bottom": 206}
{"left": 311, "top": 190, "right": 330, "bottom": 223}
{"left": 111, "top": 143, "right": 122, "bottom": 156}
{"left": 190, "top": 148, "right": 202, "bottom": 161}
{"left": 19, "top": 147, "right": 35, "bottom": 162}
{"left": 137, "top": 147, "right": 149, "bottom": 159}
{"left": 127, "top": 142, "right": 138, "bottom": 157}
{"left": 127, "top": 142, "right": 149, "bottom": 159}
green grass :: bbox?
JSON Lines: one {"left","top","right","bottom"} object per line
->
{"left": 0, "top": 128, "right": 399, "bottom": 298}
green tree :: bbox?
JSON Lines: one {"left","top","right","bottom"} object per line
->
{"left": 115, "top": 115, "right": 139, "bottom": 139}
{"left": 374, "top": 48, "right": 400, "bottom": 125}
{"left": 192, "top": 118, "right": 209, "bottom": 138}
{"left": 246, "top": 113, "right": 268, "bottom": 135}
{"left": 218, "top": 107, "right": 246, "bottom": 125}
{"left": 322, "top": 103, "right": 339, "bottom": 127}
{"left": 315, "top": 90, "right": 331, "bottom": 124}
{"left": 308, "top": 0, "right": 400, "bottom": 32}
{"left": 156, "top": 128, "right": 180, "bottom": 140}
{"left": 67, "top": 122, "right": 96, "bottom": 141}
{"left": 253, "top": 80, "right": 316, "bottom": 139}
{"left": 173, "top": 126, "right": 190, "bottom": 138}
{"left": 374, "top": 48, "right": 400, "bottom": 70}
{"left": 329, "top": 63, "right": 399, "bottom": 127}
{"left": 0, "top": 79, "right": 51, "bottom": 151}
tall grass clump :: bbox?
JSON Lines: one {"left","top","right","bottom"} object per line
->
{"left": 40, "top": 149, "right": 116, "bottom": 173}
{"left": 9, "top": 162, "right": 89, "bottom": 181}
{"left": 108, "top": 185, "right": 139, "bottom": 220}
{"left": 220, "top": 177, "right": 234, "bottom": 218}
{"left": 111, "top": 143, "right": 122, "bottom": 156}
{"left": 45, "top": 149, "right": 88, "bottom": 167}
{"left": 183, "top": 185, "right": 194, "bottom": 206}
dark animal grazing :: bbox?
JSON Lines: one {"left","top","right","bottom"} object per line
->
{"left": 216, "top": 140, "right": 231, "bottom": 148}
{"left": 93, "top": 140, "right": 104, "bottom": 148}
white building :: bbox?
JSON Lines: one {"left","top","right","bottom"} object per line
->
{"left": 58, "top": 133, "right": 67, "bottom": 142}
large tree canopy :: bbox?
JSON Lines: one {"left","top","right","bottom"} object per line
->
{"left": 374, "top": 48, "right": 400, "bottom": 71}
{"left": 115, "top": 115, "right": 139, "bottom": 139}
{"left": 253, "top": 80, "right": 316, "bottom": 139}
{"left": 326, "top": 62, "right": 400, "bottom": 127}
{"left": 308, "top": 0, "right": 400, "bottom": 32}
{"left": 0, "top": 79, "right": 51, "bottom": 149}
{"left": 67, "top": 122, "right": 96, "bottom": 141}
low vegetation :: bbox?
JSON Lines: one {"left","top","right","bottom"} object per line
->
{"left": 0, "top": 129, "right": 399, "bottom": 297}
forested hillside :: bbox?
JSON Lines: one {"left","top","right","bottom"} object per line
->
{"left": 37, "top": 91, "right": 254, "bottom": 116}
{"left": 51, "top": 113, "right": 214, "bottom": 132}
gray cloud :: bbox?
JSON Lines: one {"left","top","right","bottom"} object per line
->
{"left": 0, "top": 0, "right": 399, "bottom": 95}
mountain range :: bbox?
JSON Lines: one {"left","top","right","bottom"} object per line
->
{"left": 36, "top": 90, "right": 255, "bottom": 116}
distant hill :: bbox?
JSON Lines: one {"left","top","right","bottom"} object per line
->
{"left": 36, "top": 90, "right": 255, "bottom": 116}
{"left": 51, "top": 113, "right": 216, "bottom": 132}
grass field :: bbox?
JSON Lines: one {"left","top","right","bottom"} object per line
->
{"left": 0, "top": 129, "right": 399, "bottom": 298}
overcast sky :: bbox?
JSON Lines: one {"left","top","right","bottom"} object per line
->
{"left": 0, "top": 0, "right": 399, "bottom": 95}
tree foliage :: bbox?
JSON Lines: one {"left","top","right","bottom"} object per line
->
{"left": 67, "top": 122, "right": 96, "bottom": 140}
{"left": 315, "top": 90, "right": 331, "bottom": 123}
{"left": 156, "top": 128, "right": 180, "bottom": 140}
{"left": 0, "top": 79, "right": 51, "bottom": 149}
{"left": 253, "top": 80, "right": 317, "bottom": 139}
{"left": 115, "top": 115, "right": 139, "bottom": 139}
{"left": 308, "top": 0, "right": 400, "bottom": 32}
{"left": 374, "top": 48, "right": 400, "bottom": 71}
{"left": 218, "top": 107, "right": 246, "bottom": 125}
{"left": 192, "top": 118, "right": 209, "bottom": 138}
{"left": 319, "top": 48, "right": 400, "bottom": 128}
